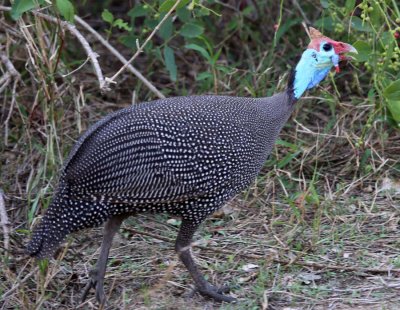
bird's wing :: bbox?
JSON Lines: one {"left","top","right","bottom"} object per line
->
{"left": 62, "top": 103, "right": 230, "bottom": 203}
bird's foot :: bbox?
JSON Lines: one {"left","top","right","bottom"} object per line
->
{"left": 189, "top": 282, "right": 236, "bottom": 303}
{"left": 81, "top": 269, "right": 106, "bottom": 306}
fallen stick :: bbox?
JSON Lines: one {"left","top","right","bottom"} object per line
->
{"left": 0, "top": 188, "right": 10, "bottom": 251}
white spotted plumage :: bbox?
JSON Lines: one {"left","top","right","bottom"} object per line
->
{"left": 27, "top": 93, "right": 295, "bottom": 258}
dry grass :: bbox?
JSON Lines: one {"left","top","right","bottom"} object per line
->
{"left": 1, "top": 1, "right": 400, "bottom": 310}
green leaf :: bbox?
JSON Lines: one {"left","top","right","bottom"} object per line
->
{"left": 196, "top": 71, "right": 213, "bottom": 81}
{"left": 145, "top": 18, "right": 158, "bottom": 30}
{"left": 387, "top": 100, "right": 400, "bottom": 122}
{"left": 159, "top": 16, "right": 173, "bottom": 40}
{"left": 345, "top": 0, "right": 355, "bottom": 13}
{"left": 11, "top": 0, "right": 44, "bottom": 20}
{"left": 360, "top": 148, "right": 372, "bottom": 170}
{"left": 275, "top": 139, "right": 299, "bottom": 151}
{"left": 381, "top": 31, "right": 396, "bottom": 49}
{"left": 154, "top": 47, "right": 163, "bottom": 61}
{"left": 384, "top": 80, "right": 400, "bottom": 101}
{"left": 38, "top": 259, "right": 48, "bottom": 275}
{"left": 159, "top": 0, "right": 190, "bottom": 12}
{"left": 211, "top": 48, "right": 222, "bottom": 66}
{"left": 369, "top": 1, "right": 381, "bottom": 25}
{"left": 349, "top": 16, "right": 372, "bottom": 32}
{"left": 119, "top": 34, "right": 137, "bottom": 49}
{"left": 277, "top": 151, "right": 301, "bottom": 169}
{"left": 179, "top": 23, "right": 204, "bottom": 38}
{"left": 352, "top": 40, "right": 372, "bottom": 62}
{"left": 101, "top": 9, "right": 114, "bottom": 24}
{"left": 185, "top": 43, "right": 210, "bottom": 61}
{"left": 314, "top": 16, "right": 335, "bottom": 32}
{"left": 320, "top": 0, "right": 329, "bottom": 8}
{"left": 198, "top": 7, "right": 210, "bottom": 16}
{"left": 215, "top": 65, "right": 232, "bottom": 74}
{"left": 56, "top": 0, "right": 75, "bottom": 23}
{"left": 198, "top": 35, "right": 212, "bottom": 53}
{"left": 128, "top": 5, "right": 148, "bottom": 19}
{"left": 113, "top": 19, "right": 132, "bottom": 31}
{"left": 159, "top": 0, "right": 175, "bottom": 12}
{"left": 177, "top": 7, "right": 191, "bottom": 22}
{"left": 275, "top": 18, "right": 301, "bottom": 43}
{"left": 384, "top": 80, "right": 400, "bottom": 122}
{"left": 163, "top": 46, "right": 177, "bottom": 81}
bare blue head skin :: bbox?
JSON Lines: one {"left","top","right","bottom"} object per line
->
{"left": 293, "top": 32, "right": 358, "bottom": 99}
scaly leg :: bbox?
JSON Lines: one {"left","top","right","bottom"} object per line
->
{"left": 81, "top": 214, "right": 127, "bottom": 305}
{"left": 175, "top": 219, "right": 236, "bottom": 303}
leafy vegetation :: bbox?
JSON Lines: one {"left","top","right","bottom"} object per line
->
{"left": 1, "top": 0, "right": 399, "bottom": 309}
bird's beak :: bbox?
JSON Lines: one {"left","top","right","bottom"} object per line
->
{"left": 332, "top": 42, "right": 358, "bottom": 73}
{"left": 345, "top": 44, "right": 358, "bottom": 54}
{"left": 334, "top": 42, "right": 358, "bottom": 61}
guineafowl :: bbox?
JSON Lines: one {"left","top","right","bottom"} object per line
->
{"left": 26, "top": 27, "right": 357, "bottom": 304}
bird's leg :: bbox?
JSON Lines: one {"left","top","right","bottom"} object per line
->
{"left": 175, "top": 219, "right": 236, "bottom": 303}
{"left": 81, "top": 214, "right": 126, "bottom": 305}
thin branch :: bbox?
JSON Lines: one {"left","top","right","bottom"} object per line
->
{"left": 0, "top": 72, "right": 12, "bottom": 94}
{"left": 74, "top": 16, "right": 165, "bottom": 99}
{"left": 31, "top": 11, "right": 107, "bottom": 91}
{"left": 0, "top": 48, "right": 21, "bottom": 80}
{"left": 294, "top": 0, "right": 311, "bottom": 25}
{"left": 302, "top": 22, "right": 311, "bottom": 40}
{"left": 0, "top": 46, "right": 21, "bottom": 102}
{"left": 0, "top": 5, "right": 106, "bottom": 91}
{"left": 107, "top": 0, "right": 182, "bottom": 85}
{"left": 0, "top": 189, "right": 10, "bottom": 251}
{"left": 0, "top": 5, "right": 164, "bottom": 98}
{"left": 3, "top": 80, "right": 18, "bottom": 146}
{"left": 0, "top": 267, "right": 38, "bottom": 301}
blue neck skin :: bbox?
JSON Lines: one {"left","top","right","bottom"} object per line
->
{"left": 293, "top": 49, "right": 339, "bottom": 99}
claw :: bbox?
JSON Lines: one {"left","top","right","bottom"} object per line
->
{"left": 81, "top": 269, "right": 106, "bottom": 306}
{"left": 189, "top": 283, "right": 236, "bottom": 303}
{"left": 81, "top": 280, "right": 92, "bottom": 302}
{"left": 176, "top": 220, "right": 237, "bottom": 303}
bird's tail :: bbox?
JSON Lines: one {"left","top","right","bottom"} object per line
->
{"left": 26, "top": 195, "right": 68, "bottom": 258}
{"left": 26, "top": 190, "right": 111, "bottom": 259}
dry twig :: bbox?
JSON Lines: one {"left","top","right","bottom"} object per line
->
{"left": 0, "top": 46, "right": 20, "bottom": 97}
{"left": 74, "top": 16, "right": 165, "bottom": 99}
{"left": 0, "top": 6, "right": 107, "bottom": 91}
{"left": 0, "top": 48, "right": 21, "bottom": 80}
{"left": 0, "top": 71, "right": 11, "bottom": 94}
{"left": 3, "top": 79, "right": 18, "bottom": 145}
{"left": 33, "top": 11, "right": 107, "bottom": 91}
{"left": 0, "top": 5, "right": 165, "bottom": 98}
{"left": 107, "top": 0, "right": 182, "bottom": 85}
{"left": 0, "top": 189, "right": 10, "bottom": 251}
{"left": 0, "top": 268, "right": 38, "bottom": 302}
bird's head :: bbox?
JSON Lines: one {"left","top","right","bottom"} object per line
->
{"left": 293, "top": 27, "right": 357, "bottom": 99}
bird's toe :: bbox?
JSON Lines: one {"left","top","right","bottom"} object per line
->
{"left": 81, "top": 269, "right": 106, "bottom": 305}
{"left": 189, "top": 283, "right": 236, "bottom": 303}
{"left": 95, "top": 282, "right": 106, "bottom": 305}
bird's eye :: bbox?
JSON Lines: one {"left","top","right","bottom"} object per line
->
{"left": 322, "top": 43, "right": 332, "bottom": 52}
